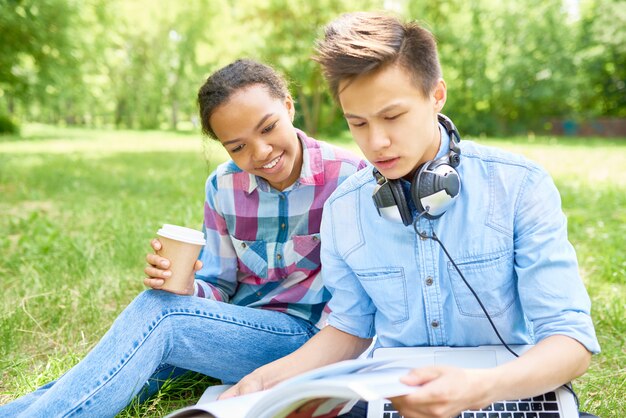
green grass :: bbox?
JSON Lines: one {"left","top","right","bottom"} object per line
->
{"left": 1, "top": 125, "right": 625, "bottom": 417}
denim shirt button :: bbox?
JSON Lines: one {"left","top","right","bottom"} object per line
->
{"left": 431, "top": 320, "right": 439, "bottom": 328}
{"left": 425, "top": 276, "right": 434, "bottom": 286}
{"left": 420, "top": 232, "right": 428, "bottom": 240}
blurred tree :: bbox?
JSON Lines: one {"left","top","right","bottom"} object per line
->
{"left": 409, "top": 0, "right": 578, "bottom": 135}
{"left": 0, "top": 0, "right": 623, "bottom": 136}
{"left": 0, "top": 0, "right": 82, "bottom": 122}
{"left": 577, "top": 0, "right": 626, "bottom": 118}
{"left": 99, "top": 0, "right": 231, "bottom": 129}
{"left": 242, "top": 0, "right": 385, "bottom": 136}
{"left": 487, "top": 0, "right": 578, "bottom": 133}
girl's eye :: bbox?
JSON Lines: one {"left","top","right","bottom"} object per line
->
{"left": 349, "top": 121, "right": 367, "bottom": 128}
{"left": 231, "top": 144, "right": 245, "bottom": 153}
{"left": 262, "top": 121, "right": 277, "bottom": 134}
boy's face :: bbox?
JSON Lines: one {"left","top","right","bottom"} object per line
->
{"left": 210, "top": 84, "right": 302, "bottom": 191}
{"left": 338, "top": 64, "right": 446, "bottom": 181}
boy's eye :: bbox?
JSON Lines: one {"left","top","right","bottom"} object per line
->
{"left": 262, "top": 121, "right": 277, "bottom": 134}
{"left": 231, "top": 144, "right": 245, "bottom": 153}
{"left": 385, "top": 112, "right": 405, "bottom": 120}
{"left": 349, "top": 121, "right": 367, "bottom": 128}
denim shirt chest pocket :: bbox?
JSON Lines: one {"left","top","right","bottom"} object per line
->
{"left": 446, "top": 249, "right": 515, "bottom": 317}
{"left": 354, "top": 267, "right": 409, "bottom": 324}
{"left": 231, "top": 236, "right": 268, "bottom": 279}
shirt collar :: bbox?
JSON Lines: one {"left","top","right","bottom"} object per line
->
{"left": 246, "top": 129, "right": 325, "bottom": 194}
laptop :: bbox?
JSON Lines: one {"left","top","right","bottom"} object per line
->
{"left": 366, "top": 345, "right": 579, "bottom": 418}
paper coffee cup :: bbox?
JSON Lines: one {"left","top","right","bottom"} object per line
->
{"left": 156, "top": 224, "right": 206, "bottom": 294}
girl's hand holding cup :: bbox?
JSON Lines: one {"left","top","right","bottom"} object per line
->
{"left": 144, "top": 224, "right": 205, "bottom": 295}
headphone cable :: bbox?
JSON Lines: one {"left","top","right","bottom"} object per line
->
{"left": 412, "top": 216, "right": 518, "bottom": 358}
{"left": 411, "top": 214, "right": 579, "bottom": 407}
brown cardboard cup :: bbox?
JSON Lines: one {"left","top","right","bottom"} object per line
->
{"left": 156, "top": 224, "right": 206, "bottom": 295}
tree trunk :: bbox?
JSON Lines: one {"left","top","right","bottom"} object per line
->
{"left": 7, "top": 96, "right": 15, "bottom": 115}
{"left": 171, "top": 100, "right": 178, "bottom": 131}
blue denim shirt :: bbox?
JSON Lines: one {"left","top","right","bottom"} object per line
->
{"left": 320, "top": 126, "right": 600, "bottom": 354}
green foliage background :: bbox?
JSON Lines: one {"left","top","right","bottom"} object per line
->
{"left": 1, "top": 0, "right": 625, "bottom": 136}
{"left": 0, "top": 0, "right": 625, "bottom": 416}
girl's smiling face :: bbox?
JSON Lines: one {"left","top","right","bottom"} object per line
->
{"left": 210, "top": 84, "right": 302, "bottom": 191}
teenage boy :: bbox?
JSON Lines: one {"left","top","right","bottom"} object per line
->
{"left": 222, "top": 12, "right": 600, "bottom": 418}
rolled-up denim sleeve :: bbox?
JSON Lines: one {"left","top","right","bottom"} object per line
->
{"left": 514, "top": 167, "right": 600, "bottom": 353}
{"left": 321, "top": 196, "right": 376, "bottom": 339}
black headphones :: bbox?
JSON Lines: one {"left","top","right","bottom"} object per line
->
{"left": 372, "top": 113, "right": 462, "bottom": 226}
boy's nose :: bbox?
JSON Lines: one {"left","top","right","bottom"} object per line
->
{"left": 368, "top": 127, "right": 391, "bottom": 151}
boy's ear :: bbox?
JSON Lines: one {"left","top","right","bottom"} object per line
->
{"left": 432, "top": 79, "right": 447, "bottom": 112}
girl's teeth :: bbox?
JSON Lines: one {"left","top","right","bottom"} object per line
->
{"left": 263, "top": 156, "right": 280, "bottom": 169}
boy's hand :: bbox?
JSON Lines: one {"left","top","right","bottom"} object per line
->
{"left": 390, "top": 366, "right": 490, "bottom": 418}
{"left": 143, "top": 238, "right": 202, "bottom": 294}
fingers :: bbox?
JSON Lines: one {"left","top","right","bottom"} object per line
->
{"left": 219, "top": 385, "right": 239, "bottom": 400}
{"left": 144, "top": 240, "right": 171, "bottom": 288}
{"left": 394, "top": 367, "right": 450, "bottom": 407}
{"left": 144, "top": 264, "right": 171, "bottom": 279}
{"left": 400, "top": 367, "right": 443, "bottom": 386}
{"left": 146, "top": 239, "right": 169, "bottom": 271}
{"left": 392, "top": 367, "right": 492, "bottom": 418}
{"left": 144, "top": 277, "right": 165, "bottom": 289}
{"left": 146, "top": 252, "right": 170, "bottom": 269}
{"left": 218, "top": 373, "right": 265, "bottom": 400}
{"left": 145, "top": 238, "right": 200, "bottom": 293}
{"left": 151, "top": 238, "right": 162, "bottom": 251}
{"left": 392, "top": 367, "right": 467, "bottom": 418}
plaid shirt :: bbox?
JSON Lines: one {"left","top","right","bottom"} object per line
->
{"left": 194, "top": 130, "right": 366, "bottom": 328}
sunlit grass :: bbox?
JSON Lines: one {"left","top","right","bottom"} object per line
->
{"left": 0, "top": 125, "right": 624, "bottom": 417}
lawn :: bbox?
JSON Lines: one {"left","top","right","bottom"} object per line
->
{"left": 0, "top": 125, "right": 624, "bottom": 417}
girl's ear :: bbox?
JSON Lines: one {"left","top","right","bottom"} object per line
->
{"left": 432, "top": 78, "right": 447, "bottom": 112}
{"left": 285, "top": 95, "right": 295, "bottom": 122}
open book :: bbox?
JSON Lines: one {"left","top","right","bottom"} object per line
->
{"left": 165, "top": 357, "right": 419, "bottom": 418}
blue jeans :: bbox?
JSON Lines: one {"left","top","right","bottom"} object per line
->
{"left": 0, "top": 290, "right": 318, "bottom": 417}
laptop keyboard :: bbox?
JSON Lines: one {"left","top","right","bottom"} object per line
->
{"left": 383, "top": 391, "right": 561, "bottom": 418}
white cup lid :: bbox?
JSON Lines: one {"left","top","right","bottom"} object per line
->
{"left": 157, "top": 224, "right": 206, "bottom": 246}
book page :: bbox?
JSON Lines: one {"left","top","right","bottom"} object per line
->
{"left": 166, "top": 357, "right": 420, "bottom": 418}
{"left": 273, "top": 397, "right": 353, "bottom": 418}
{"left": 247, "top": 364, "right": 416, "bottom": 418}
{"left": 164, "top": 391, "right": 266, "bottom": 418}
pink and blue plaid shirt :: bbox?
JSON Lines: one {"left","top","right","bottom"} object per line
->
{"left": 194, "top": 130, "right": 366, "bottom": 328}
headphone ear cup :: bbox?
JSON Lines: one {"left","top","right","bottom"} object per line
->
{"left": 411, "top": 160, "right": 461, "bottom": 219}
{"left": 411, "top": 162, "right": 430, "bottom": 214}
{"left": 387, "top": 180, "right": 413, "bottom": 226}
